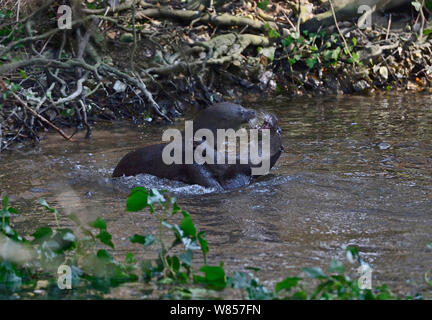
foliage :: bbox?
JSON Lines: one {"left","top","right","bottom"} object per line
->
{"left": 0, "top": 9, "right": 25, "bottom": 49}
{"left": 278, "top": 30, "right": 360, "bottom": 69}
{"left": 0, "top": 191, "right": 428, "bottom": 299}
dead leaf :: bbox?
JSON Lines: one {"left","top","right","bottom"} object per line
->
{"left": 379, "top": 66, "right": 388, "bottom": 80}
{"left": 106, "top": 30, "right": 116, "bottom": 40}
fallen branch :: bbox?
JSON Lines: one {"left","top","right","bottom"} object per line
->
{"left": 136, "top": 7, "right": 277, "bottom": 32}
{"left": 100, "top": 63, "right": 172, "bottom": 123}
{"left": 0, "top": 79, "right": 77, "bottom": 141}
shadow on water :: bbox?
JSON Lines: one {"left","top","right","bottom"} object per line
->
{"left": 0, "top": 92, "right": 431, "bottom": 296}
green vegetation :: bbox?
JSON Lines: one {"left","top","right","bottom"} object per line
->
{"left": 0, "top": 9, "right": 25, "bottom": 49}
{"left": 0, "top": 189, "right": 428, "bottom": 299}
{"left": 279, "top": 30, "right": 360, "bottom": 68}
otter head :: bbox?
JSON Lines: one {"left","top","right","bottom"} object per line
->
{"left": 193, "top": 102, "right": 256, "bottom": 134}
{"left": 250, "top": 112, "right": 284, "bottom": 157}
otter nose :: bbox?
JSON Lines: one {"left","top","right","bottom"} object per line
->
{"left": 243, "top": 109, "right": 256, "bottom": 120}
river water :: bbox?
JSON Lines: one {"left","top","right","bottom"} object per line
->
{"left": 0, "top": 92, "right": 431, "bottom": 297}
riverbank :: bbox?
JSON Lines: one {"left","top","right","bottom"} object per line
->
{"left": 0, "top": 0, "right": 431, "bottom": 151}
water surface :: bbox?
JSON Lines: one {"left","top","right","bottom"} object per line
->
{"left": 1, "top": 92, "right": 431, "bottom": 297}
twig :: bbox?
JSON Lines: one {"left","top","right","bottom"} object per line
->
{"left": 77, "top": 17, "right": 99, "bottom": 60}
{"left": 79, "top": 99, "right": 92, "bottom": 139}
{"left": 386, "top": 13, "right": 392, "bottom": 40}
{"left": 16, "top": 0, "right": 21, "bottom": 22}
{"left": 98, "top": 7, "right": 111, "bottom": 28}
{"left": 102, "top": 64, "right": 172, "bottom": 122}
{"left": 296, "top": 0, "right": 301, "bottom": 35}
{"left": 0, "top": 16, "right": 95, "bottom": 57}
{"left": 329, "top": 0, "right": 353, "bottom": 59}
{"left": 54, "top": 75, "right": 87, "bottom": 106}
{"left": 130, "top": 2, "right": 137, "bottom": 71}
{"left": 0, "top": 79, "right": 76, "bottom": 141}
{"left": 419, "top": 0, "right": 426, "bottom": 42}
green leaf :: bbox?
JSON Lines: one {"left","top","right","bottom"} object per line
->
{"left": 7, "top": 207, "right": 18, "bottom": 214}
{"left": 423, "top": 29, "right": 432, "bottom": 35}
{"left": 347, "top": 52, "right": 360, "bottom": 64}
{"left": 179, "top": 250, "right": 193, "bottom": 266}
{"left": 281, "top": 36, "right": 293, "bottom": 47}
{"left": 194, "top": 265, "right": 227, "bottom": 290}
{"left": 96, "top": 249, "right": 111, "bottom": 260}
{"left": 331, "top": 46, "right": 341, "bottom": 61}
{"left": 10, "top": 83, "right": 21, "bottom": 93}
{"left": 257, "top": 0, "right": 269, "bottom": 11}
{"left": 167, "top": 255, "right": 180, "bottom": 273}
{"left": 275, "top": 277, "right": 301, "bottom": 293}
{"left": 292, "top": 291, "right": 308, "bottom": 299}
{"left": 126, "top": 187, "right": 149, "bottom": 212}
{"left": 19, "top": 69, "right": 27, "bottom": 79}
{"left": 171, "top": 197, "right": 180, "bottom": 215}
{"left": 2, "top": 196, "right": 9, "bottom": 209}
{"left": 302, "top": 267, "right": 327, "bottom": 279}
{"left": 268, "top": 29, "right": 280, "bottom": 39}
{"left": 89, "top": 217, "right": 107, "bottom": 230}
{"left": 129, "top": 234, "right": 156, "bottom": 246}
{"left": 97, "top": 230, "right": 114, "bottom": 248}
{"left": 31, "top": 227, "right": 53, "bottom": 242}
{"left": 125, "top": 252, "right": 136, "bottom": 264}
{"left": 197, "top": 231, "right": 208, "bottom": 263}
{"left": 180, "top": 211, "right": 196, "bottom": 238}
{"left": 306, "top": 58, "right": 317, "bottom": 69}
{"left": 288, "top": 57, "right": 296, "bottom": 65}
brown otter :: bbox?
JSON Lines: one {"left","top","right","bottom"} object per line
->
{"left": 112, "top": 104, "right": 283, "bottom": 189}
{"left": 112, "top": 102, "right": 256, "bottom": 188}
{"left": 203, "top": 112, "right": 283, "bottom": 189}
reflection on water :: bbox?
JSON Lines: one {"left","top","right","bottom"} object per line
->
{"left": 1, "top": 92, "right": 432, "bottom": 296}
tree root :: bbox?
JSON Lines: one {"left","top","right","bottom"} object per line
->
{"left": 135, "top": 6, "right": 277, "bottom": 32}
{"left": 0, "top": 1, "right": 277, "bottom": 151}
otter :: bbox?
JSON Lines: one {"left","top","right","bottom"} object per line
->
{"left": 202, "top": 112, "right": 283, "bottom": 189}
{"left": 112, "top": 103, "right": 256, "bottom": 186}
{"left": 112, "top": 103, "right": 282, "bottom": 189}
